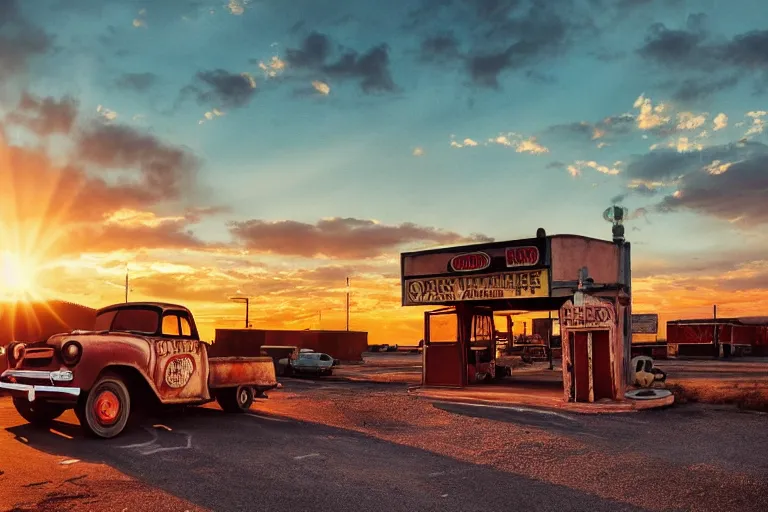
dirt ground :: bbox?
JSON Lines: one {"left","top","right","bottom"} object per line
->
{"left": 256, "top": 379, "right": 768, "bottom": 512}
{"left": 335, "top": 353, "right": 768, "bottom": 410}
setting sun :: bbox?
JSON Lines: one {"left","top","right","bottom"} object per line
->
{"left": 0, "top": 250, "right": 38, "bottom": 299}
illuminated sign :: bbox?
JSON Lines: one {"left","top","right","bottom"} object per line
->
{"left": 449, "top": 252, "right": 491, "bottom": 272}
{"left": 405, "top": 270, "right": 549, "bottom": 305}
{"left": 505, "top": 246, "right": 540, "bottom": 268}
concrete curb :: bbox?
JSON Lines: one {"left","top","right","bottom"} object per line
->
{"left": 408, "top": 388, "right": 675, "bottom": 414}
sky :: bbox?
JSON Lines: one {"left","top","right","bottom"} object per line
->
{"left": 0, "top": 0, "right": 767, "bottom": 343}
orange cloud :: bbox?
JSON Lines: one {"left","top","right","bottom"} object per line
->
{"left": 228, "top": 217, "right": 493, "bottom": 259}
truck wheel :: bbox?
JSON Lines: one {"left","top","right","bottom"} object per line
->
{"left": 76, "top": 374, "right": 131, "bottom": 439}
{"left": 216, "top": 386, "right": 253, "bottom": 413}
{"left": 13, "top": 398, "right": 66, "bottom": 425}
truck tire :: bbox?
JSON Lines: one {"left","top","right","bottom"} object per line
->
{"left": 216, "top": 386, "right": 253, "bottom": 413}
{"left": 13, "top": 398, "right": 66, "bottom": 425}
{"left": 76, "top": 374, "right": 131, "bottom": 439}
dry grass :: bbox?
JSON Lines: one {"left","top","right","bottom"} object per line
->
{"left": 668, "top": 378, "right": 768, "bottom": 412}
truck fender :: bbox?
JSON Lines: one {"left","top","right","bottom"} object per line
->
{"left": 89, "top": 364, "right": 163, "bottom": 405}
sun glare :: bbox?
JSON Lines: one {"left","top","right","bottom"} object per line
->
{"left": 0, "top": 250, "right": 38, "bottom": 300}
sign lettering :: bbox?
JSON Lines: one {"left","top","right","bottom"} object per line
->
{"left": 156, "top": 339, "right": 200, "bottom": 357}
{"left": 505, "top": 246, "right": 540, "bottom": 268}
{"left": 450, "top": 252, "right": 491, "bottom": 272}
{"left": 560, "top": 304, "right": 614, "bottom": 328}
{"left": 405, "top": 270, "right": 549, "bottom": 305}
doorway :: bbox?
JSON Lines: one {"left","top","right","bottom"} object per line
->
{"left": 423, "top": 308, "right": 464, "bottom": 387}
{"left": 569, "top": 330, "right": 613, "bottom": 402}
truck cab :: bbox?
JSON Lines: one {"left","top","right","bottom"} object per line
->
{"left": 0, "top": 302, "right": 277, "bottom": 438}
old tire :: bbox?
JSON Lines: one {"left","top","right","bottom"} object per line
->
{"left": 13, "top": 398, "right": 66, "bottom": 425}
{"left": 217, "top": 386, "right": 253, "bottom": 413}
{"left": 76, "top": 374, "right": 131, "bottom": 439}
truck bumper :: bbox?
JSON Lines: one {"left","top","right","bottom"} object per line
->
{"left": 0, "top": 369, "right": 81, "bottom": 402}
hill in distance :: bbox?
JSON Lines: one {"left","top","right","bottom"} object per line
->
{"left": 0, "top": 300, "right": 96, "bottom": 344}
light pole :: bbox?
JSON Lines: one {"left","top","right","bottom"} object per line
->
{"left": 345, "top": 277, "right": 350, "bottom": 331}
{"left": 230, "top": 296, "right": 250, "bottom": 328}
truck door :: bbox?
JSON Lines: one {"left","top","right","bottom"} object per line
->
{"left": 153, "top": 311, "right": 210, "bottom": 402}
{"left": 423, "top": 308, "right": 465, "bottom": 387}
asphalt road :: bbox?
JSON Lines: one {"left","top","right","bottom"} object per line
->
{"left": 2, "top": 379, "right": 768, "bottom": 511}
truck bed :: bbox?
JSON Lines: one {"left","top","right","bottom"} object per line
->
{"left": 208, "top": 356, "right": 277, "bottom": 390}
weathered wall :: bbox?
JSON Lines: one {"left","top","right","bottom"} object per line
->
{"left": 211, "top": 329, "right": 368, "bottom": 361}
{"left": 559, "top": 295, "right": 623, "bottom": 402}
{"left": 550, "top": 236, "right": 619, "bottom": 284}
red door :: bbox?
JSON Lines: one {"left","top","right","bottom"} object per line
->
{"left": 423, "top": 308, "right": 465, "bottom": 387}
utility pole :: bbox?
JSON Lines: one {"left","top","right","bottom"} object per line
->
{"left": 713, "top": 304, "right": 719, "bottom": 358}
{"left": 346, "top": 277, "right": 350, "bottom": 331}
{"left": 125, "top": 264, "right": 129, "bottom": 303}
{"left": 230, "top": 296, "right": 250, "bottom": 329}
{"left": 318, "top": 310, "right": 322, "bottom": 329}
{"left": 547, "top": 310, "right": 554, "bottom": 370}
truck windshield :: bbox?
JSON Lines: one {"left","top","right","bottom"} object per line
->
{"left": 95, "top": 308, "right": 160, "bottom": 334}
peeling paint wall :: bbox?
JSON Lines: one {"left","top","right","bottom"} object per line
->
{"left": 550, "top": 236, "right": 619, "bottom": 284}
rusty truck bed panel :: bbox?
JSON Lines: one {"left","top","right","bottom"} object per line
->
{"left": 207, "top": 356, "right": 277, "bottom": 389}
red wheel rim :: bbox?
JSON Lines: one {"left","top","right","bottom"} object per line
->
{"left": 94, "top": 390, "right": 120, "bottom": 425}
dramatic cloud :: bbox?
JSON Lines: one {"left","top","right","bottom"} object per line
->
{"left": 567, "top": 160, "right": 621, "bottom": 177}
{"left": 5, "top": 92, "right": 78, "bottom": 135}
{"left": 633, "top": 94, "right": 670, "bottom": 130}
{"left": 228, "top": 217, "right": 493, "bottom": 258}
{"left": 286, "top": 32, "right": 396, "bottom": 93}
{"left": 115, "top": 72, "right": 158, "bottom": 92}
{"left": 0, "top": 92, "right": 208, "bottom": 259}
{"left": 419, "top": 32, "right": 461, "bottom": 62}
{"left": 76, "top": 123, "right": 199, "bottom": 202}
{"left": 622, "top": 141, "right": 768, "bottom": 225}
{"left": 187, "top": 69, "right": 257, "bottom": 108}
{"left": 638, "top": 19, "right": 768, "bottom": 96}
{"left": 676, "top": 112, "right": 708, "bottom": 131}
{"left": 406, "top": 0, "right": 589, "bottom": 87}
{"left": 467, "top": 9, "right": 569, "bottom": 88}
{"left": 311, "top": 80, "right": 330, "bottom": 95}
{"left": 0, "top": 1, "right": 51, "bottom": 82}
{"left": 670, "top": 75, "right": 739, "bottom": 102}
{"left": 637, "top": 20, "right": 707, "bottom": 68}
{"left": 544, "top": 114, "right": 635, "bottom": 143}
{"left": 449, "top": 132, "right": 548, "bottom": 153}
{"left": 450, "top": 137, "right": 479, "bottom": 148}
{"left": 713, "top": 113, "right": 728, "bottom": 131}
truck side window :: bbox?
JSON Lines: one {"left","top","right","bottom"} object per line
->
{"left": 180, "top": 316, "right": 192, "bottom": 336}
{"left": 162, "top": 314, "right": 180, "bottom": 336}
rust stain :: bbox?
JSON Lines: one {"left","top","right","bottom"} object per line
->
{"left": 208, "top": 357, "right": 277, "bottom": 389}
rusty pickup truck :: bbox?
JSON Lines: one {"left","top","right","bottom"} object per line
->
{"left": 0, "top": 302, "right": 277, "bottom": 438}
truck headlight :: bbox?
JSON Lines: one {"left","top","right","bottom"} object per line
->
{"left": 61, "top": 341, "right": 82, "bottom": 366}
{"left": 7, "top": 342, "right": 24, "bottom": 367}
{"left": 0, "top": 346, "right": 5, "bottom": 357}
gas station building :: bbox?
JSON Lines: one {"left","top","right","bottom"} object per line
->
{"left": 401, "top": 228, "right": 633, "bottom": 404}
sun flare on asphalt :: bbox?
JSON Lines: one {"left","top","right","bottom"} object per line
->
{"left": 0, "top": 250, "right": 39, "bottom": 300}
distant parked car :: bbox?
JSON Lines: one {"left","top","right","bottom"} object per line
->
{"left": 279, "top": 351, "right": 337, "bottom": 376}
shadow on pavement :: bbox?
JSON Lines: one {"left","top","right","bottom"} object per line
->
{"left": 3, "top": 404, "right": 650, "bottom": 512}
